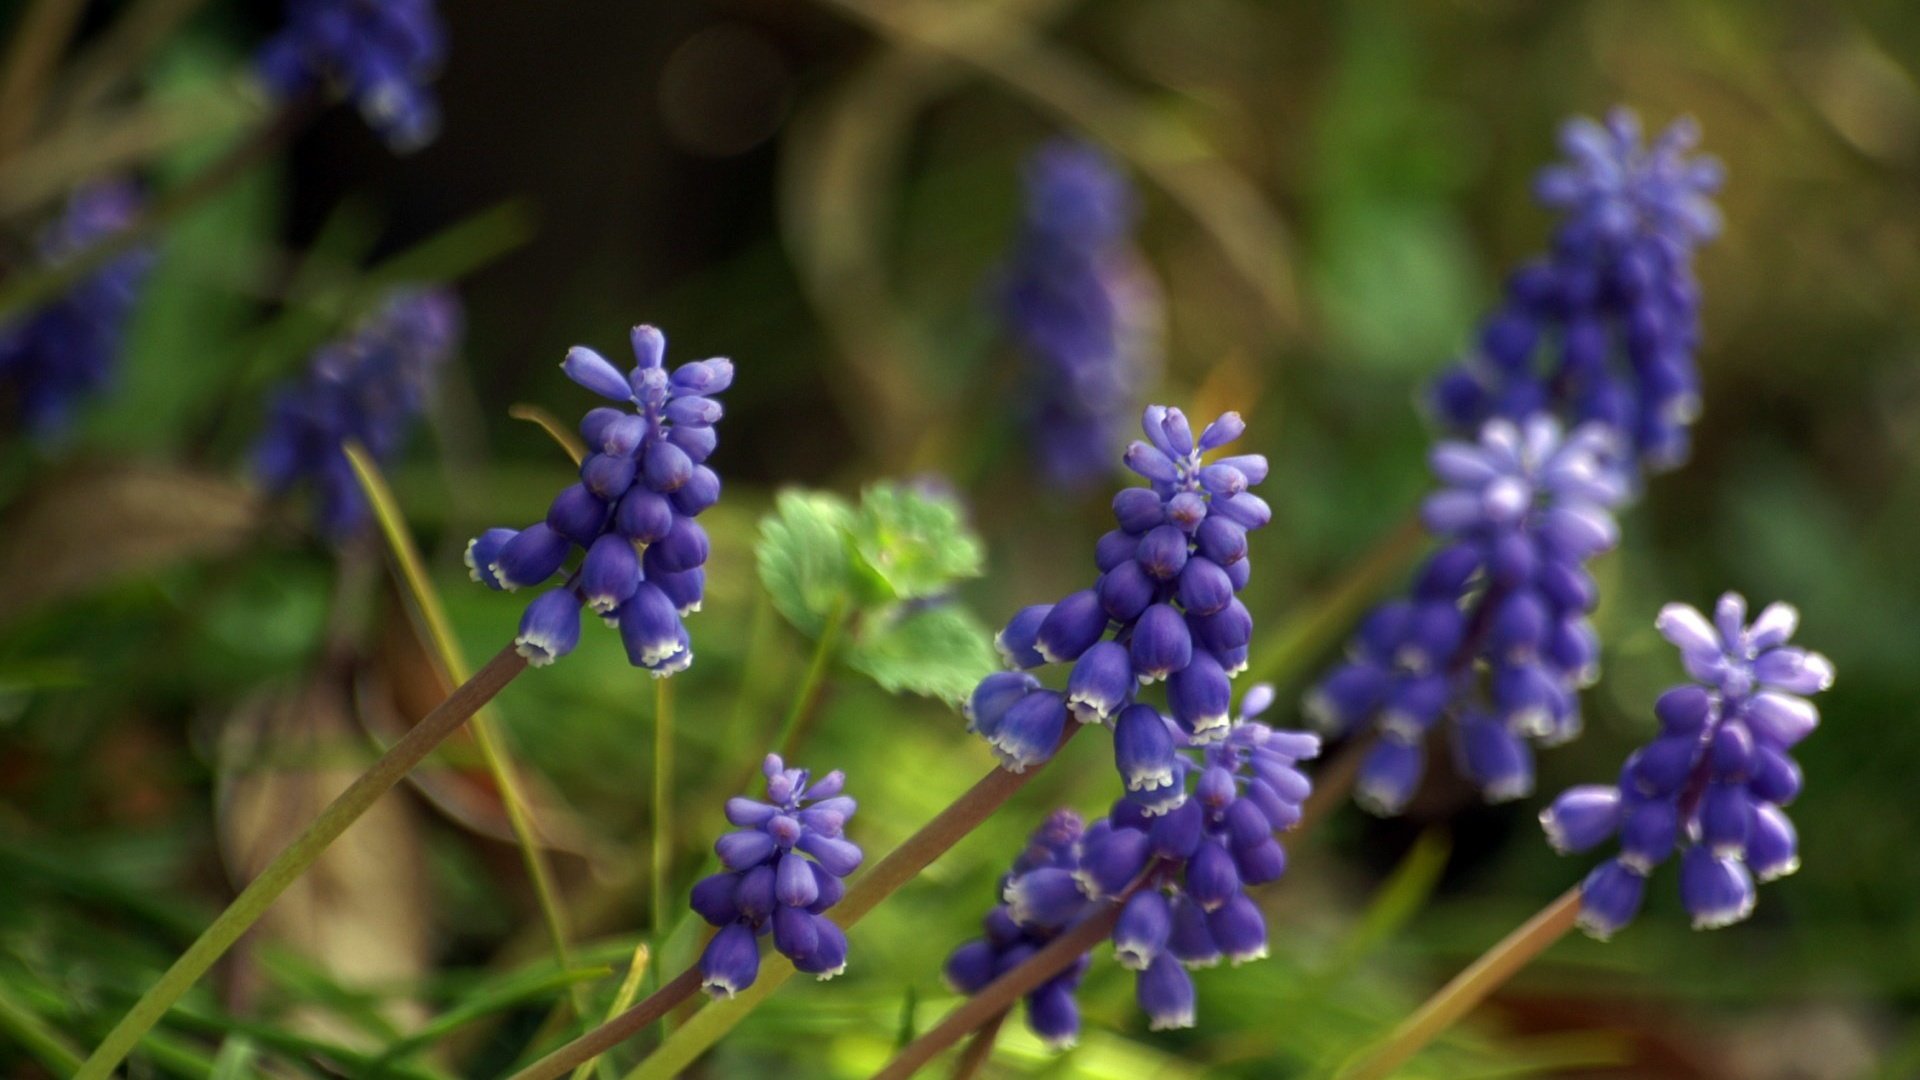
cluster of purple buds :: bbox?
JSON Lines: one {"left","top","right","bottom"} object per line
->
{"left": 948, "top": 689, "right": 1317, "bottom": 1038}
{"left": 258, "top": 0, "right": 447, "bottom": 152}
{"left": 0, "top": 181, "right": 152, "bottom": 439}
{"left": 942, "top": 811, "right": 1095, "bottom": 1049}
{"left": 467, "top": 326, "right": 729, "bottom": 674}
{"left": 1306, "top": 415, "right": 1626, "bottom": 813}
{"left": 1541, "top": 594, "right": 1832, "bottom": 939}
{"left": 998, "top": 140, "right": 1161, "bottom": 490}
{"left": 690, "top": 755, "right": 861, "bottom": 997}
{"left": 1429, "top": 108, "right": 1723, "bottom": 474}
{"left": 254, "top": 287, "right": 461, "bottom": 539}
{"left": 968, "top": 405, "right": 1269, "bottom": 783}
{"left": 1081, "top": 688, "right": 1317, "bottom": 1029}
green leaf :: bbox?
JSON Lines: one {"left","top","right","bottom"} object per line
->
{"left": 845, "top": 604, "right": 998, "bottom": 704}
{"left": 847, "top": 483, "right": 985, "bottom": 604}
{"left": 756, "top": 489, "right": 857, "bottom": 637}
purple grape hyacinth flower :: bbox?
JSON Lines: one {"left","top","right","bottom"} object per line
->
{"left": 254, "top": 287, "right": 461, "bottom": 539}
{"left": 944, "top": 811, "right": 1096, "bottom": 1050}
{"left": 1540, "top": 593, "right": 1832, "bottom": 939}
{"left": 948, "top": 687, "right": 1318, "bottom": 1039}
{"left": 468, "top": 325, "right": 729, "bottom": 674}
{"left": 998, "top": 141, "right": 1162, "bottom": 490}
{"left": 258, "top": 0, "right": 448, "bottom": 152}
{"left": 690, "top": 755, "right": 861, "bottom": 996}
{"left": 0, "top": 181, "right": 152, "bottom": 440}
{"left": 1429, "top": 108, "right": 1722, "bottom": 474}
{"left": 1306, "top": 414, "right": 1626, "bottom": 813}
{"left": 967, "top": 404, "right": 1270, "bottom": 782}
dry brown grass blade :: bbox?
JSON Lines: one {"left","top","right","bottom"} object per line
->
{"left": 214, "top": 674, "right": 431, "bottom": 1046}
{"left": 0, "top": 462, "right": 263, "bottom": 622}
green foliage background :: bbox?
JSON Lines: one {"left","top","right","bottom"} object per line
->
{"left": 1, "top": 0, "right": 1917, "bottom": 1077}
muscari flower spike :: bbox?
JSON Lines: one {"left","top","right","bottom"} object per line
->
{"left": 690, "top": 755, "right": 861, "bottom": 996}
{"left": 258, "top": 0, "right": 448, "bottom": 152}
{"left": 0, "top": 181, "right": 152, "bottom": 440}
{"left": 1540, "top": 593, "right": 1832, "bottom": 939}
{"left": 966, "top": 404, "right": 1270, "bottom": 785}
{"left": 254, "top": 287, "right": 461, "bottom": 539}
{"left": 998, "top": 140, "right": 1162, "bottom": 490}
{"left": 468, "top": 325, "right": 730, "bottom": 675}
{"left": 949, "top": 687, "right": 1319, "bottom": 1039}
{"left": 943, "top": 810, "right": 1096, "bottom": 1050}
{"left": 1429, "top": 107, "right": 1723, "bottom": 475}
{"left": 1306, "top": 414, "right": 1626, "bottom": 814}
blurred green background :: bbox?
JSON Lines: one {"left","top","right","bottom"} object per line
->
{"left": 2, "top": 0, "right": 1918, "bottom": 1077}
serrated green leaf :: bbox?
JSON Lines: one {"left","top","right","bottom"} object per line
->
{"left": 847, "top": 483, "right": 985, "bottom": 604}
{"left": 845, "top": 604, "right": 998, "bottom": 704}
{"left": 756, "top": 489, "right": 857, "bottom": 637}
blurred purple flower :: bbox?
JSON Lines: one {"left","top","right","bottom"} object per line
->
{"left": 254, "top": 287, "right": 461, "bottom": 540}
{"left": 1429, "top": 107, "right": 1722, "bottom": 473}
{"left": 0, "top": 181, "right": 152, "bottom": 439}
{"left": 1306, "top": 415, "right": 1626, "bottom": 812}
{"left": 259, "top": 0, "right": 448, "bottom": 152}
{"left": 998, "top": 140, "right": 1161, "bottom": 490}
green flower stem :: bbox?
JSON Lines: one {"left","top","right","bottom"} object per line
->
{"left": 75, "top": 644, "right": 529, "bottom": 1080}
{"left": 509, "top": 727, "right": 1083, "bottom": 1080}
{"left": 650, "top": 677, "right": 676, "bottom": 997}
{"left": 771, "top": 599, "right": 849, "bottom": 759}
{"left": 346, "top": 442, "right": 587, "bottom": 1017}
{"left": 1336, "top": 886, "right": 1582, "bottom": 1080}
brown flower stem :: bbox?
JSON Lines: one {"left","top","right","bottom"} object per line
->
{"left": 1335, "top": 887, "right": 1582, "bottom": 1080}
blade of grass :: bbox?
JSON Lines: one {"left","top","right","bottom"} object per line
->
{"left": 0, "top": 102, "right": 307, "bottom": 325}
{"left": 509, "top": 403, "right": 588, "bottom": 465}
{"left": 73, "top": 644, "right": 529, "bottom": 1080}
{"left": 370, "top": 966, "right": 613, "bottom": 1069}
{"left": 813, "top": 0, "right": 1304, "bottom": 334}
{"left": 345, "top": 442, "right": 588, "bottom": 1019}
{"left": 52, "top": 0, "right": 214, "bottom": 121}
{"left": 0, "top": 0, "right": 88, "bottom": 159}
{"left": 0, "top": 978, "right": 84, "bottom": 1074}
{"left": 572, "top": 945, "right": 651, "bottom": 1080}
